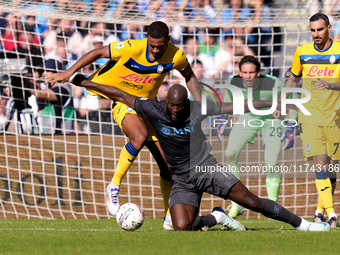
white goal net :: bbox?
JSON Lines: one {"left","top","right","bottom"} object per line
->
{"left": 1, "top": 0, "right": 340, "bottom": 220}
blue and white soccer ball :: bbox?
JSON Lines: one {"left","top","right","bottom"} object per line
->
{"left": 116, "top": 203, "right": 145, "bottom": 231}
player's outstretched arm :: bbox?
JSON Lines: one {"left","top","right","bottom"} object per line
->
{"left": 45, "top": 45, "right": 110, "bottom": 85}
{"left": 180, "top": 64, "right": 202, "bottom": 101}
{"left": 220, "top": 100, "right": 274, "bottom": 114}
{"left": 72, "top": 74, "right": 137, "bottom": 109}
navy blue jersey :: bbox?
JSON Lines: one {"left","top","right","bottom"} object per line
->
{"left": 134, "top": 98, "right": 220, "bottom": 174}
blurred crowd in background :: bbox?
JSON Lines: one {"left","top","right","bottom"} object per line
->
{"left": 1, "top": 0, "right": 340, "bottom": 134}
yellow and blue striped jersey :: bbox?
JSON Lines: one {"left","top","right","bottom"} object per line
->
{"left": 291, "top": 39, "right": 340, "bottom": 126}
{"left": 87, "top": 38, "right": 188, "bottom": 99}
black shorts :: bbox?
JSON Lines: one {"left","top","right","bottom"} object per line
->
{"left": 169, "top": 155, "right": 240, "bottom": 209}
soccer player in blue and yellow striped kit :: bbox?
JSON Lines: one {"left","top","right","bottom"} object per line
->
{"left": 285, "top": 13, "right": 340, "bottom": 228}
{"left": 46, "top": 21, "right": 201, "bottom": 230}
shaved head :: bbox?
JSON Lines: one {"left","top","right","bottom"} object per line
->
{"left": 166, "top": 84, "right": 189, "bottom": 122}
{"left": 167, "top": 84, "right": 188, "bottom": 101}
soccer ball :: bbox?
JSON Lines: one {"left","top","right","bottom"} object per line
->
{"left": 116, "top": 203, "right": 145, "bottom": 231}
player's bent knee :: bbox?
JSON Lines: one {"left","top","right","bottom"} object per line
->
{"left": 129, "top": 133, "right": 148, "bottom": 149}
{"left": 172, "top": 219, "right": 192, "bottom": 231}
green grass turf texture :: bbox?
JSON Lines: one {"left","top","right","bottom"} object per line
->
{"left": 1, "top": 218, "right": 339, "bottom": 255}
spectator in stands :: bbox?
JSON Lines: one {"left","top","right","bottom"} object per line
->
{"left": 148, "top": 0, "right": 184, "bottom": 44}
{"left": 247, "top": 0, "right": 275, "bottom": 73}
{"left": 89, "top": 0, "right": 118, "bottom": 20}
{"left": 119, "top": 23, "right": 145, "bottom": 41}
{"left": 197, "top": 28, "right": 219, "bottom": 78}
{"left": 215, "top": 35, "right": 254, "bottom": 79}
{"left": 25, "top": 0, "right": 56, "bottom": 34}
{"left": 44, "top": 37, "right": 68, "bottom": 68}
{"left": 157, "top": 81, "right": 170, "bottom": 101}
{"left": 147, "top": 0, "right": 165, "bottom": 19}
{"left": 115, "top": 0, "right": 143, "bottom": 18}
{"left": 43, "top": 19, "right": 83, "bottom": 62}
{"left": 75, "top": 93, "right": 113, "bottom": 134}
{"left": 0, "top": 11, "right": 8, "bottom": 36}
{"left": 136, "top": 0, "right": 150, "bottom": 13}
{"left": 171, "top": 59, "right": 214, "bottom": 99}
{"left": 181, "top": 0, "right": 217, "bottom": 23}
{"left": 0, "top": 87, "right": 10, "bottom": 130}
{"left": 183, "top": 36, "right": 199, "bottom": 64}
{"left": 23, "top": 15, "right": 37, "bottom": 33}
{"left": 220, "top": 0, "right": 251, "bottom": 34}
{"left": 54, "top": 0, "right": 86, "bottom": 16}
{"left": 198, "top": 27, "right": 219, "bottom": 57}
{"left": 72, "top": 73, "right": 121, "bottom": 136}
{"left": 18, "top": 16, "right": 41, "bottom": 52}
{"left": 86, "top": 99, "right": 117, "bottom": 134}
{"left": 192, "top": 60, "right": 215, "bottom": 86}
{"left": 183, "top": 36, "right": 216, "bottom": 79}
{"left": 18, "top": 31, "right": 43, "bottom": 72}
{"left": 1, "top": 71, "right": 38, "bottom": 134}
{"left": 214, "top": 35, "right": 233, "bottom": 80}
{"left": 115, "top": 0, "right": 145, "bottom": 43}
{"left": 82, "top": 22, "right": 119, "bottom": 54}
{"left": 1, "top": 13, "right": 22, "bottom": 52}
{"left": 30, "top": 59, "right": 74, "bottom": 134}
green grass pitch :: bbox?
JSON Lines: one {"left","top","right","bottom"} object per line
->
{"left": 1, "top": 219, "right": 339, "bottom": 255}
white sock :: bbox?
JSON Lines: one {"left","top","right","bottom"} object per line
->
{"left": 296, "top": 218, "right": 309, "bottom": 231}
{"left": 211, "top": 211, "right": 224, "bottom": 224}
{"left": 315, "top": 209, "right": 323, "bottom": 216}
{"left": 164, "top": 215, "right": 172, "bottom": 222}
{"left": 328, "top": 212, "right": 337, "bottom": 220}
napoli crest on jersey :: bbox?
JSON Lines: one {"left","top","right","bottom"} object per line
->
{"left": 306, "top": 143, "right": 311, "bottom": 153}
{"left": 157, "top": 65, "right": 164, "bottom": 74}
{"left": 161, "top": 127, "right": 171, "bottom": 135}
{"left": 126, "top": 106, "right": 133, "bottom": 112}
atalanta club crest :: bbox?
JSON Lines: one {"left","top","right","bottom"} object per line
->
{"left": 157, "top": 65, "right": 164, "bottom": 73}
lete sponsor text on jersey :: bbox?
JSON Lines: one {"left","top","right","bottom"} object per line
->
{"left": 306, "top": 65, "right": 335, "bottom": 77}
{"left": 119, "top": 74, "right": 156, "bottom": 83}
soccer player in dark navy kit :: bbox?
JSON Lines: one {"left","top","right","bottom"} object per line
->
{"left": 71, "top": 74, "right": 330, "bottom": 232}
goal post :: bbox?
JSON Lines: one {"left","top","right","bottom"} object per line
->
{"left": 0, "top": 0, "right": 339, "bottom": 220}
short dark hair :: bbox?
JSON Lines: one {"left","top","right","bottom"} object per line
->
{"left": 147, "top": 21, "right": 169, "bottom": 39}
{"left": 239, "top": 55, "right": 261, "bottom": 72}
{"left": 310, "top": 13, "right": 330, "bottom": 26}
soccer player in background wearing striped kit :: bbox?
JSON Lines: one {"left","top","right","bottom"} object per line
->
{"left": 285, "top": 12, "right": 340, "bottom": 228}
